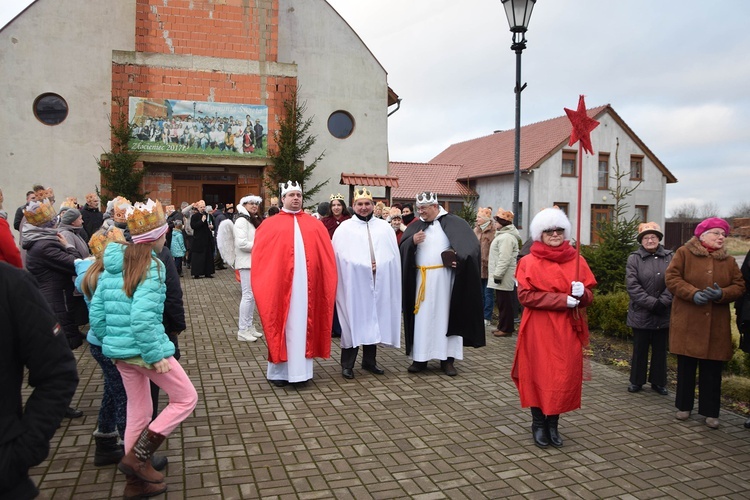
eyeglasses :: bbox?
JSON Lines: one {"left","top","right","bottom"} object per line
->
{"left": 641, "top": 235, "right": 660, "bottom": 242}
{"left": 543, "top": 228, "right": 565, "bottom": 235}
{"left": 704, "top": 230, "right": 726, "bottom": 237}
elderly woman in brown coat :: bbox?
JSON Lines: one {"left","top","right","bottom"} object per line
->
{"left": 474, "top": 207, "right": 495, "bottom": 326}
{"left": 665, "top": 217, "right": 745, "bottom": 429}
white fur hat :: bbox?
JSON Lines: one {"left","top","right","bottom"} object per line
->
{"left": 529, "top": 207, "right": 572, "bottom": 242}
{"left": 239, "top": 195, "right": 262, "bottom": 206}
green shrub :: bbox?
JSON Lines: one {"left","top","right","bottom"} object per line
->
{"left": 721, "top": 375, "right": 750, "bottom": 405}
{"left": 588, "top": 290, "right": 631, "bottom": 339}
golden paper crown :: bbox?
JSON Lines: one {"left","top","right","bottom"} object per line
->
{"left": 61, "top": 197, "right": 78, "bottom": 209}
{"left": 23, "top": 199, "right": 57, "bottom": 226}
{"left": 330, "top": 193, "right": 345, "bottom": 202}
{"left": 353, "top": 187, "right": 373, "bottom": 202}
{"left": 495, "top": 208, "right": 514, "bottom": 223}
{"left": 112, "top": 196, "right": 132, "bottom": 223}
{"left": 89, "top": 227, "right": 126, "bottom": 258}
{"left": 126, "top": 199, "right": 167, "bottom": 236}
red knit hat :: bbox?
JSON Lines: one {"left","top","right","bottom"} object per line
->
{"left": 694, "top": 217, "right": 730, "bottom": 238}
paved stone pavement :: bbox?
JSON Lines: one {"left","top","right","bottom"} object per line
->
{"left": 29, "top": 268, "right": 750, "bottom": 499}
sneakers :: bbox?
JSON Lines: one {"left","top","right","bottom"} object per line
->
{"left": 484, "top": 319, "right": 491, "bottom": 327}
{"left": 237, "top": 329, "right": 258, "bottom": 342}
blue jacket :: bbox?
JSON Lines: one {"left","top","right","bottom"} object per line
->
{"left": 89, "top": 243, "right": 175, "bottom": 364}
{"left": 74, "top": 258, "right": 101, "bottom": 346}
{"left": 170, "top": 230, "right": 186, "bottom": 258}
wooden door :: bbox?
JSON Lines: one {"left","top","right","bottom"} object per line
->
{"left": 236, "top": 180, "right": 262, "bottom": 202}
{"left": 590, "top": 204, "right": 612, "bottom": 244}
{"left": 172, "top": 179, "right": 203, "bottom": 206}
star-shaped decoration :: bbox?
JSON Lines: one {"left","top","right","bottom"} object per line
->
{"left": 564, "top": 95, "right": 600, "bottom": 155}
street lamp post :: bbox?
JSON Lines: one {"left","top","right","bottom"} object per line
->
{"left": 501, "top": 0, "right": 535, "bottom": 227}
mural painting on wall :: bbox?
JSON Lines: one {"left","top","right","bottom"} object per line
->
{"left": 128, "top": 97, "right": 268, "bottom": 156}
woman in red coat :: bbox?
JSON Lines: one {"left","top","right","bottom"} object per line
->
{"left": 511, "top": 207, "right": 596, "bottom": 448}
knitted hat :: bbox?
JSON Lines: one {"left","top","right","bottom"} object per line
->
{"left": 126, "top": 199, "right": 168, "bottom": 244}
{"left": 529, "top": 207, "right": 571, "bottom": 242}
{"left": 88, "top": 226, "right": 126, "bottom": 258}
{"left": 494, "top": 208, "right": 514, "bottom": 223}
{"left": 60, "top": 208, "right": 81, "bottom": 226}
{"left": 636, "top": 221, "right": 663, "bottom": 243}
{"left": 24, "top": 199, "right": 57, "bottom": 227}
{"left": 694, "top": 217, "right": 730, "bottom": 238}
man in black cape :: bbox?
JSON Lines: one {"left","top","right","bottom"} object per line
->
{"left": 399, "top": 192, "right": 485, "bottom": 376}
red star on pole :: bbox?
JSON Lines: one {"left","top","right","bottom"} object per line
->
{"left": 564, "top": 95, "right": 599, "bottom": 155}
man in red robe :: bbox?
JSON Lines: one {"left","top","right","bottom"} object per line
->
{"left": 251, "top": 181, "right": 337, "bottom": 387}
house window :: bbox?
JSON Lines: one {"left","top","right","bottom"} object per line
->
{"left": 630, "top": 155, "right": 643, "bottom": 180}
{"left": 598, "top": 153, "right": 610, "bottom": 190}
{"left": 33, "top": 93, "right": 68, "bottom": 125}
{"left": 554, "top": 202, "right": 569, "bottom": 217}
{"left": 327, "top": 110, "right": 354, "bottom": 139}
{"left": 635, "top": 205, "right": 648, "bottom": 222}
{"left": 562, "top": 150, "right": 577, "bottom": 177}
{"left": 446, "top": 201, "right": 463, "bottom": 214}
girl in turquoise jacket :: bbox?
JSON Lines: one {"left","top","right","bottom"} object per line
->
{"left": 89, "top": 205, "right": 197, "bottom": 498}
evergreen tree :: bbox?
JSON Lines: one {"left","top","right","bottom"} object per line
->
{"left": 96, "top": 102, "right": 148, "bottom": 204}
{"left": 266, "top": 87, "right": 327, "bottom": 204}
{"left": 581, "top": 139, "right": 640, "bottom": 294}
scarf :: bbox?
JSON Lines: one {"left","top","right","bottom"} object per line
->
{"left": 529, "top": 240, "right": 577, "bottom": 263}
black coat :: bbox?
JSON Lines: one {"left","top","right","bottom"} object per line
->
{"left": 157, "top": 246, "right": 186, "bottom": 359}
{"left": 399, "top": 212, "right": 485, "bottom": 355}
{"left": 736, "top": 249, "right": 750, "bottom": 352}
{"left": 22, "top": 234, "right": 83, "bottom": 349}
{"left": 190, "top": 212, "right": 215, "bottom": 277}
{"left": 80, "top": 205, "right": 104, "bottom": 240}
{"left": 0, "top": 262, "right": 79, "bottom": 500}
{"left": 625, "top": 245, "right": 674, "bottom": 330}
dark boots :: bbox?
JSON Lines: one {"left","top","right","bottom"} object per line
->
{"left": 123, "top": 475, "right": 167, "bottom": 499}
{"left": 94, "top": 435, "right": 124, "bottom": 466}
{"left": 530, "top": 408, "right": 563, "bottom": 448}
{"left": 530, "top": 407, "right": 549, "bottom": 448}
{"left": 546, "top": 414, "right": 563, "bottom": 447}
{"left": 118, "top": 428, "right": 166, "bottom": 483}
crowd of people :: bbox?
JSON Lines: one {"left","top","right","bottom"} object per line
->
{"left": 1, "top": 180, "right": 749, "bottom": 498}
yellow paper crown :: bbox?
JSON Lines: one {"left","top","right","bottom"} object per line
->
{"left": 23, "top": 199, "right": 57, "bottom": 226}
{"left": 61, "top": 197, "right": 78, "bottom": 209}
{"left": 89, "top": 227, "right": 126, "bottom": 258}
{"left": 353, "top": 187, "right": 373, "bottom": 202}
{"left": 112, "top": 196, "right": 132, "bottom": 223}
{"left": 330, "top": 193, "right": 345, "bottom": 202}
{"left": 126, "top": 199, "right": 167, "bottom": 236}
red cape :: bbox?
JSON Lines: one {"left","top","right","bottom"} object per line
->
{"left": 251, "top": 211, "right": 336, "bottom": 363}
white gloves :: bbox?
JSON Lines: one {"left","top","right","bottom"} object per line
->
{"left": 571, "top": 281, "right": 584, "bottom": 298}
{"left": 566, "top": 296, "right": 580, "bottom": 308}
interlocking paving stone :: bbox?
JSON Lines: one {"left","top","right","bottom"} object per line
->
{"left": 20, "top": 268, "right": 750, "bottom": 499}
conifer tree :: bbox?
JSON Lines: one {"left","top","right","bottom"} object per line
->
{"left": 266, "top": 87, "right": 327, "bottom": 204}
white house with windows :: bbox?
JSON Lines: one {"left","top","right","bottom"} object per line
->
{"left": 429, "top": 104, "right": 677, "bottom": 244}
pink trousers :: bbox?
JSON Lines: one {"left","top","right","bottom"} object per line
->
{"left": 117, "top": 357, "right": 198, "bottom": 452}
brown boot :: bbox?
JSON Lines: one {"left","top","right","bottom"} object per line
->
{"left": 123, "top": 475, "right": 167, "bottom": 499}
{"left": 118, "top": 428, "right": 166, "bottom": 484}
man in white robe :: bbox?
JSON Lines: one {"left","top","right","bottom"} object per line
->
{"left": 399, "top": 192, "right": 485, "bottom": 376}
{"left": 332, "top": 188, "right": 401, "bottom": 379}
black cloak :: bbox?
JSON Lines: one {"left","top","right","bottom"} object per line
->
{"left": 399, "top": 212, "right": 485, "bottom": 355}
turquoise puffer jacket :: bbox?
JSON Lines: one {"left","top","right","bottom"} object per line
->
{"left": 89, "top": 243, "right": 175, "bottom": 364}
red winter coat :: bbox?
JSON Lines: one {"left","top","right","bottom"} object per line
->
{"left": 511, "top": 241, "right": 597, "bottom": 415}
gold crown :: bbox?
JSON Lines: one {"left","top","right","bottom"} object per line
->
{"left": 88, "top": 227, "right": 126, "bottom": 258}
{"left": 126, "top": 199, "right": 166, "bottom": 236}
{"left": 112, "top": 196, "right": 132, "bottom": 223}
{"left": 61, "top": 197, "right": 78, "bottom": 209}
{"left": 353, "top": 187, "right": 373, "bottom": 202}
{"left": 23, "top": 199, "right": 57, "bottom": 226}
{"left": 330, "top": 193, "right": 345, "bottom": 202}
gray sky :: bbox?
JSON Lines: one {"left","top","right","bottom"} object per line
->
{"left": 3, "top": 0, "right": 749, "bottom": 216}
